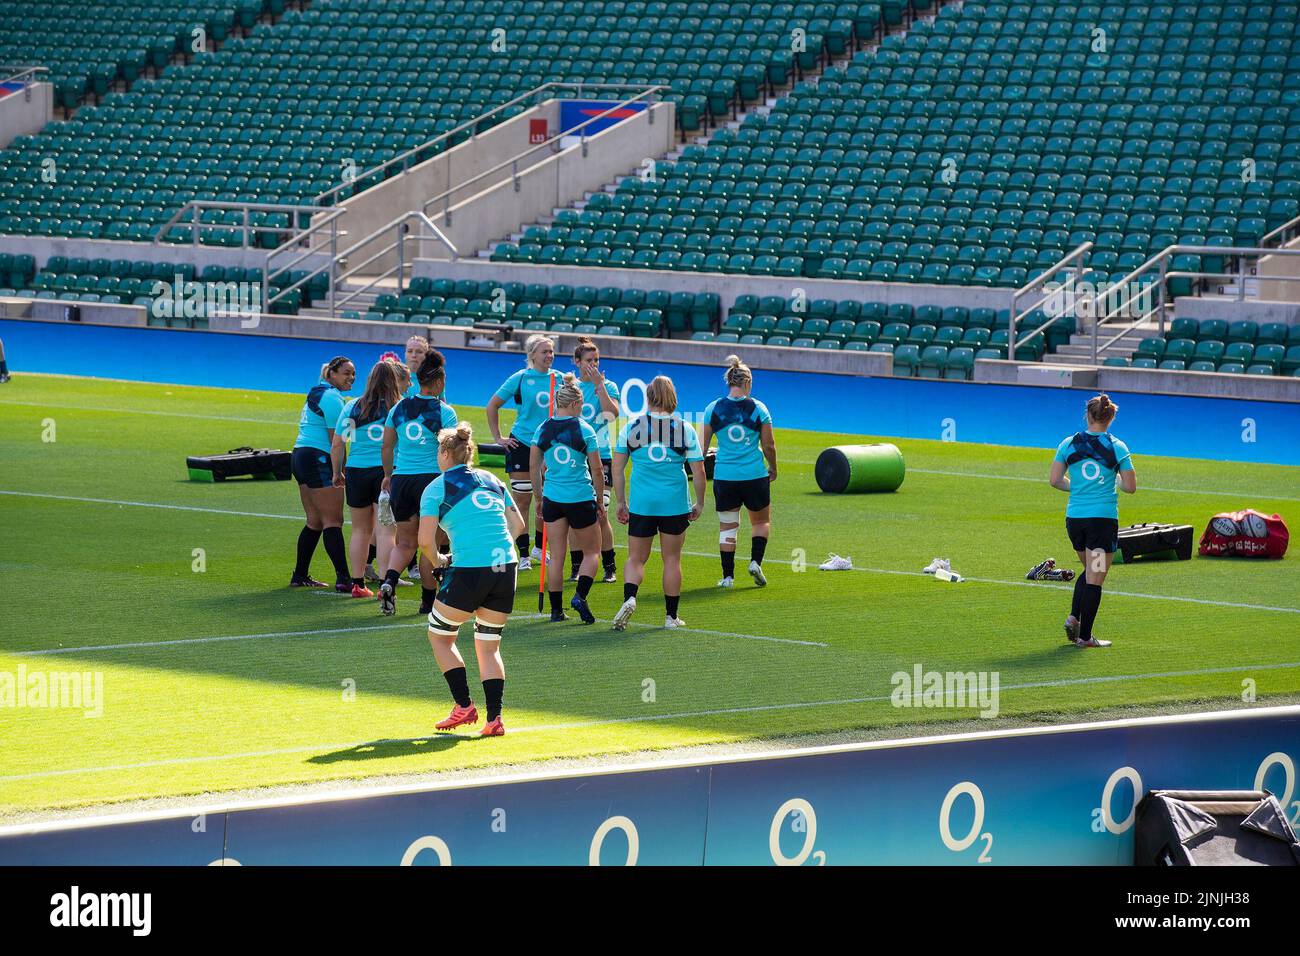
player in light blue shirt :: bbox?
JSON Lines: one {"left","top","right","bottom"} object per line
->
{"left": 570, "top": 337, "right": 622, "bottom": 583}
{"left": 377, "top": 350, "right": 458, "bottom": 618}
{"left": 611, "top": 374, "right": 706, "bottom": 632}
{"left": 486, "top": 334, "right": 561, "bottom": 570}
{"left": 1049, "top": 393, "right": 1138, "bottom": 649}
{"left": 699, "top": 355, "right": 777, "bottom": 590}
{"left": 530, "top": 374, "right": 607, "bottom": 624}
{"left": 417, "top": 421, "right": 525, "bottom": 738}
{"left": 288, "top": 355, "right": 355, "bottom": 591}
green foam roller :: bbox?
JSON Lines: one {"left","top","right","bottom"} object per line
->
{"left": 477, "top": 442, "right": 507, "bottom": 469}
{"left": 814, "top": 443, "right": 905, "bottom": 493}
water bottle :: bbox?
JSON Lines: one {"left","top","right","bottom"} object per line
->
{"left": 934, "top": 567, "right": 963, "bottom": 583}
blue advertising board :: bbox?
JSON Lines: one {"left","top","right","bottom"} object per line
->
{"left": 0, "top": 707, "right": 1295, "bottom": 865}
{"left": 559, "top": 99, "right": 647, "bottom": 136}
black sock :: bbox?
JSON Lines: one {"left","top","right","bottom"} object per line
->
{"left": 516, "top": 533, "right": 529, "bottom": 556}
{"left": 665, "top": 594, "right": 680, "bottom": 618}
{"left": 443, "top": 666, "right": 472, "bottom": 707}
{"left": 576, "top": 574, "right": 593, "bottom": 599}
{"left": 1070, "top": 573, "right": 1087, "bottom": 619}
{"left": 482, "top": 678, "right": 504, "bottom": 722}
{"left": 0, "top": 359, "right": 8, "bottom": 375}
{"left": 624, "top": 582, "right": 639, "bottom": 601}
{"left": 570, "top": 549, "right": 582, "bottom": 572}
{"left": 752, "top": 535, "right": 768, "bottom": 565}
{"left": 549, "top": 590, "right": 564, "bottom": 614}
{"left": 422, "top": 587, "right": 436, "bottom": 605}
{"left": 294, "top": 525, "right": 322, "bottom": 578}
{"left": 351, "top": 577, "right": 363, "bottom": 587}
{"left": 322, "top": 527, "right": 350, "bottom": 582}
{"left": 384, "top": 568, "right": 401, "bottom": 589}
{"left": 602, "top": 548, "right": 616, "bottom": 573}
{"left": 721, "top": 550, "right": 736, "bottom": 577}
{"left": 1079, "top": 583, "right": 1104, "bottom": 640}
{"left": 535, "top": 529, "right": 544, "bottom": 550}
{"left": 367, "top": 543, "right": 377, "bottom": 564}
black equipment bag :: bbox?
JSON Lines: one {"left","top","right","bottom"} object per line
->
{"left": 1135, "top": 790, "right": 1300, "bottom": 866}
{"left": 1116, "top": 523, "right": 1194, "bottom": 563}
{"left": 187, "top": 447, "right": 292, "bottom": 482}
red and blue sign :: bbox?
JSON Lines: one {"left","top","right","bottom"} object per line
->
{"left": 559, "top": 99, "right": 647, "bottom": 137}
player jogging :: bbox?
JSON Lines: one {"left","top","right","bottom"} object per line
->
{"left": 289, "top": 355, "right": 355, "bottom": 590}
{"left": 418, "top": 422, "right": 523, "bottom": 737}
{"left": 486, "top": 334, "right": 560, "bottom": 571}
{"left": 531, "top": 373, "right": 607, "bottom": 624}
{"left": 699, "top": 355, "right": 777, "bottom": 588}
{"left": 611, "top": 375, "right": 707, "bottom": 631}
{"left": 1049, "top": 393, "right": 1137, "bottom": 648}
{"left": 331, "top": 360, "right": 404, "bottom": 598}
{"left": 569, "top": 337, "right": 621, "bottom": 584}
{"left": 377, "top": 351, "right": 457, "bottom": 617}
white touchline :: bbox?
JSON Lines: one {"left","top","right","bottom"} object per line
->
{"left": 13, "top": 614, "right": 825, "bottom": 657}
{"left": 1, "top": 496, "right": 1296, "bottom": 615}
{"left": 3, "top": 660, "right": 1297, "bottom": 783}
{"left": 0, "top": 398, "right": 296, "bottom": 426}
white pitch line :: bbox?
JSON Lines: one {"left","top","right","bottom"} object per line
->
{"left": 0, "top": 399, "right": 295, "bottom": 426}
{"left": 3, "top": 493, "right": 1297, "bottom": 615}
{"left": 4, "top": 659, "right": 1297, "bottom": 783}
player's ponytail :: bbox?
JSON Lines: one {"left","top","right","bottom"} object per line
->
{"left": 554, "top": 372, "right": 583, "bottom": 410}
{"left": 416, "top": 349, "right": 446, "bottom": 388}
{"left": 723, "top": 354, "right": 752, "bottom": 391}
{"left": 573, "top": 337, "right": 599, "bottom": 363}
{"left": 438, "top": 421, "right": 476, "bottom": 466}
{"left": 1086, "top": 392, "right": 1117, "bottom": 426}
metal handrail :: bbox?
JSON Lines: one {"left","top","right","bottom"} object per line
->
{"left": 1009, "top": 242, "right": 1091, "bottom": 353}
{"left": 264, "top": 208, "right": 347, "bottom": 290}
{"left": 1260, "top": 211, "right": 1300, "bottom": 250}
{"left": 314, "top": 81, "right": 666, "bottom": 207}
{"left": 0, "top": 65, "right": 48, "bottom": 102}
{"left": 421, "top": 85, "right": 669, "bottom": 224}
{"left": 154, "top": 200, "right": 333, "bottom": 248}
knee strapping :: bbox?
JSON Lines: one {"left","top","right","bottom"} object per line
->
{"left": 717, "top": 510, "right": 740, "bottom": 525}
{"left": 427, "top": 611, "right": 460, "bottom": 636}
{"left": 719, "top": 526, "right": 739, "bottom": 545}
{"left": 510, "top": 479, "right": 533, "bottom": 494}
{"left": 474, "top": 620, "right": 505, "bottom": 641}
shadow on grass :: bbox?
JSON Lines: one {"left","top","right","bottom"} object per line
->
{"left": 308, "top": 733, "right": 468, "bottom": 764}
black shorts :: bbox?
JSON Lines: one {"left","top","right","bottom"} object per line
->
{"left": 291, "top": 447, "right": 333, "bottom": 488}
{"left": 1066, "top": 517, "right": 1120, "bottom": 553}
{"left": 390, "top": 472, "right": 437, "bottom": 523}
{"left": 542, "top": 497, "right": 598, "bottom": 529}
{"left": 714, "top": 476, "right": 771, "bottom": 513}
{"left": 438, "top": 563, "right": 518, "bottom": 615}
{"left": 600, "top": 459, "right": 613, "bottom": 486}
{"left": 345, "top": 465, "right": 385, "bottom": 509}
{"left": 627, "top": 512, "right": 690, "bottom": 538}
{"left": 504, "top": 440, "right": 533, "bottom": 475}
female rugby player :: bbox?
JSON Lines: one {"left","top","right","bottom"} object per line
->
{"left": 699, "top": 356, "right": 777, "bottom": 589}
{"left": 611, "top": 375, "right": 707, "bottom": 630}
{"left": 289, "top": 355, "right": 355, "bottom": 590}
{"left": 1049, "top": 393, "right": 1137, "bottom": 648}
{"left": 418, "top": 423, "right": 524, "bottom": 737}
{"left": 0, "top": 336, "right": 10, "bottom": 382}
{"left": 398, "top": 336, "right": 431, "bottom": 583}
{"left": 377, "top": 350, "right": 457, "bottom": 617}
{"left": 570, "top": 337, "right": 620, "bottom": 583}
{"left": 331, "top": 360, "right": 404, "bottom": 598}
{"left": 531, "top": 373, "right": 606, "bottom": 624}
{"left": 486, "top": 334, "right": 560, "bottom": 571}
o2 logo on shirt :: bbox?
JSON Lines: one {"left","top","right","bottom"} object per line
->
{"left": 646, "top": 443, "right": 669, "bottom": 463}
{"left": 404, "top": 422, "right": 428, "bottom": 444}
{"left": 534, "top": 391, "right": 551, "bottom": 410}
{"left": 1080, "top": 460, "right": 1103, "bottom": 483}
{"left": 471, "top": 490, "right": 498, "bottom": 511}
{"left": 726, "top": 424, "right": 749, "bottom": 444}
{"left": 552, "top": 445, "right": 575, "bottom": 467}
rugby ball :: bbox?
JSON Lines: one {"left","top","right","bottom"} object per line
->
{"left": 1243, "top": 513, "right": 1269, "bottom": 538}
{"left": 1211, "top": 516, "right": 1239, "bottom": 537}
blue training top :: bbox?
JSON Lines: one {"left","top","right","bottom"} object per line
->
{"left": 385, "top": 394, "right": 458, "bottom": 475}
{"left": 420, "top": 464, "right": 519, "bottom": 569}
{"left": 1053, "top": 430, "right": 1133, "bottom": 520}
{"left": 579, "top": 377, "right": 621, "bottom": 460}
{"left": 336, "top": 397, "right": 391, "bottom": 469}
{"left": 294, "top": 380, "right": 347, "bottom": 453}
{"left": 704, "top": 394, "right": 773, "bottom": 482}
{"left": 614, "top": 413, "right": 704, "bottom": 516}
{"left": 532, "top": 415, "right": 600, "bottom": 504}
{"left": 494, "top": 367, "right": 560, "bottom": 443}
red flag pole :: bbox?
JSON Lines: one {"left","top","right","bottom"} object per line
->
{"left": 538, "top": 372, "right": 555, "bottom": 613}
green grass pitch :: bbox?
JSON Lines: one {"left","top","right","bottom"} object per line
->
{"left": 1, "top": 373, "right": 1297, "bottom": 818}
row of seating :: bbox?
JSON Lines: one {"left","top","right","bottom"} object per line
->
{"left": 1105, "top": 355, "right": 1300, "bottom": 376}
{"left": 1163, "top": 316, "right": 1300, "bottom": 346}
{"left": 690, "top": 334, "right": 989, "bottom": 377}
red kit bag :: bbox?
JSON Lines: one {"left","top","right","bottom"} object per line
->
{"left": 1198, "top": 509, "right": 1289, "bottom": 558}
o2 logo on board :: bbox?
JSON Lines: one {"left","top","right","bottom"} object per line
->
{"left": 770, "top": 798, "right": 826, "bottom": 866}
{"left": 940, "top": 781, "right": 992, "bottom": 863}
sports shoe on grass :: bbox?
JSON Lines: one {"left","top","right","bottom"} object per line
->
{"left": 819, "top": 554, "right": 853, "bottom": 571}
{"left": 548, "top": 610, "right": 569, "bottom": 623}
{"left": 364, "top": 564, "right": 383, "bottom": 584}
{"left": 717, "top": 576, "right": 734, "bottom": 588}
{"left": 748, "top": 560, "right": 767, "bottom": 587}
{"left": 435, "top": 703, "right": 478, "bottom": 730}
{"left": 1064, "top": 615, "right": 1080, "bottom": 643}
{"left": 378, "top": 582, "right": 395, "bottom": 616}
{"left": 480, "top": 717, "right": 505, "bottom": 737}
{"left": 290, "top": 574, "right": 328, "bottom": 588}
{"left": 570, "top": 594, "right": 596, "bottom": 625}
{"left": 612, "top": 596, "right": 636, "bottom": 631}
{"left": 351, "top": 584, "right": 374, "bottom": 599}
{"left": 517, "top": 556, "right": 532, "bottom": 572}
{"left": 1025, "top": 558, "right": 1055, "bottom": 580}
{"left": 1074, "top": 636, "right": 1112, "bottom": 648}
{"left": 601, "top": 568, "right": 617, "bottom": 584}
{"left": 664, "top": 616, "right": 687, "bottom": 628}
{"left": 923, "top": 557, "right": 951, "bottom": 575}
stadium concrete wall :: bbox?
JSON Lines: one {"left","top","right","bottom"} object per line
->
{"left": 0, "top": 707, "right": 1294, "bottom": 865}
{"left": 0, "top": 81, "right": 51, "bottom": 150}
{"left": 2, "top": 317, "right": 1298, "bottom": 465}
